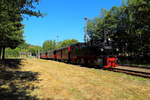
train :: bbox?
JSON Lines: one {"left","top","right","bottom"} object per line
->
{"left": 40, "top": 41, "right": 119, "bottom": 68}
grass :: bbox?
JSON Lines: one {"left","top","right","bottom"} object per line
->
{"left": 0, "top": 58, "right": 150, "bottom": 100}
{"left": 0, "top": 59, "right": 39, "bottom": 100}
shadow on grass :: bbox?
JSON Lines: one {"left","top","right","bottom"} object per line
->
{"left": 0, "top": 59, "right": 39, "bottom": 100}
{"left": 0, "top": 59, "right": 22, "bottom": 69}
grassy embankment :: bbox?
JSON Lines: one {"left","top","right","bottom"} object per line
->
{"left": 0, "top": 58, "right": 150, "bottom": 100}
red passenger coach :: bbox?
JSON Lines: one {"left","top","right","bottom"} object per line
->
{"left": 55, "top": 49, "right": 62, "bottom": 61}
{"left": 47, "top": 50, "right": 55, "bottom": 59}
{"left": 61, "top": 47, "right": 70, "bottom": 61}
{"left": 40, "top": 52, "right": 48, "bottom": 59}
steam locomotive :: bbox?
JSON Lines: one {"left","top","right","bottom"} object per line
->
{"left": 40, "top": 39, "right": 119, "bottom": 68}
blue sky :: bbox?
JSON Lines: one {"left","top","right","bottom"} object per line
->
{"left": 23, "top": 0, "right": 122, "bottom": 46}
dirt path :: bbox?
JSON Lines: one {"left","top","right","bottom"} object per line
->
{"left": 18, "top": 58, "right": 150, "bottom": 100}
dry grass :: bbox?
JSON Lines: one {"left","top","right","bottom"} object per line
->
{"left": 1, "top": 58, "right": 150, "bottom": 100}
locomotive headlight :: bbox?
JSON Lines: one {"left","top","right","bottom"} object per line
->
{"left": 116, "top": 48, "right": 119, "bottom": 51}
{"left": 108, "top": 38, "right": 111, "bottom": 41}
{"left": 100, "top": 48, "right": 104, "bottom": 52}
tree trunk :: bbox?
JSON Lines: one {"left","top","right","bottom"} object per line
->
{"left": 0, "top": 47, "right": 2, "bottom": 60}
{"left": 2, "top": 47, "right": 5, "bottom": 60}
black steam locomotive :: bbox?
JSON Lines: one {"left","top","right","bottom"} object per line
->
{"left": 40, "top": 37, "right": 119, "bottom": 68}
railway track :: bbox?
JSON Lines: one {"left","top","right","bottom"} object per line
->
{"left": 108, "top": 66, "right": 150, "bottom": 78}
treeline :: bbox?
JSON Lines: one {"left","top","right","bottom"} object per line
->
{"left": 5, "top": 39, "right": 78, "bottom": 58}
{"left": 42, "top": 39, "right": 78, "bottom": 52}
{"left": 0, "top": 0, "right": 42, "bottom": 60}
{"left": 85, "top": 0, "right": 150, "bottom": 56}
{"left": 5, "top": 43, "right": 41, "bottom": 58}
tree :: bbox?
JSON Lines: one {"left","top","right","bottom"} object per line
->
{"left": 84, "top": 8, "right": 108, "bottom": 43}
{"left": 0, "top": 0, "right": 42, "bottom": 59}
{"left": 28, "top": 45, "right": 42, "bottom": 56}
{"left": 42, "top": 40, "right": 57, "bottom": 51}
{"left": 108, "top": 6, "right": 130, "bottom": 54}
{"left": 127, "top": 0, "right": 150, "bottom": 55}
{"left": 0, "top": 4, "right": 24, "bottom": 59}
{"left": 57, "top": 39, "right": 78, "bottom": 48}
{"left": 5, "top": 48, "right": 20, "bottom": 58}
{"left": 84, "top": 0, "right": 150, "bottom": 56}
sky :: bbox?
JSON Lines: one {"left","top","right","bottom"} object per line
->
{"left": 23, "top": 0, "right": 122, "bottom": 46}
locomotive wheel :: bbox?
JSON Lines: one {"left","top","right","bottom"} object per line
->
{"left": 77, "top": 59, "right": 81, "bottom": 64}
{"left": 67, "top": 60, "right": 70, "bottom": 64}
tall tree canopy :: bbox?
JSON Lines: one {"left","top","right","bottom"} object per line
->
{"left": 57, "top": 39, "right": 78, "bottom": 48}
{"left": 85, "top": 0, "right": 150, "bottom": 56}
{"left": 0, "top": 0, "right": 42, "bottom": 59}
{"left": 42, "top": 39, "right": 78, "bottom": 52}
{"left": 42, "top": 40, "right": 57, "bottom": 51}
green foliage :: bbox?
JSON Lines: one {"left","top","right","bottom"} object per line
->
{"left": 42, "top": 40, "right": 57, "bottom": 51}
{"left": 4, "top": 42, "right": 42, "bottom": 58}
{"left": 0, "top": 0, "right": 42, "bottom": 59}
{"left": 18, "top": 42, "right": 30, "bottom": 49}
{"left": 42, "top": 39, "right": 78, "bottom": 51}
{"left": 127, "top": 0, "right": 150, "bottom": 54}
{"left": 85, "top": 0, "right": 150, "bottom": 56}
{"left": 5, "top": 48, "right": 20, "bottom": 58}
{"left": 57, "top": 39, "right": 78, "bottom": 48}
{"left": 28, "top": 45, "right": 42, "bottom": 56}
